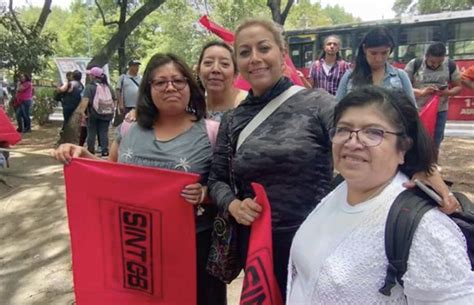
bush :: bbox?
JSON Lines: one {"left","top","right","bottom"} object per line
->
{"left": 31, "top": 87, "right": 57, "bottom": 126}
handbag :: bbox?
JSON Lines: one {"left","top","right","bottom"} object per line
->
{"left": 206, "top": 111, "right": 243, "bottom": 284}
{"left": 206, "top": 85, "right": 305, "bottom": 284}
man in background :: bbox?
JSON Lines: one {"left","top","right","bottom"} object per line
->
{"left": 405, "top": 42, "right": 462, "bottom": 150}
{"left": 116, "top": 60, "right": 142, "bottom": 115}
{"left": 307, "top": 35, "right": 351, "bottom": 95}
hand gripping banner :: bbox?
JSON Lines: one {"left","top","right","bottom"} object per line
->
{"left": 419, "top": 95, "right": 440, "bottom": 138}
{"left": 0, "top": 108, "right": 21, "bottom": 145}
{"left": 240, "top": 183, "right": 283, "bottom": 305}
{"left": 64, "top": 158, "right": 199, "bottom": 305}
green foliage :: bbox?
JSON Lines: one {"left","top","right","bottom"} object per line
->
{"left": 322, "top": 4, "right": 361, "bottom": 24}
{"left": 393, "top": 0, "right": 473, "bottom": 15}
{"left": 0, "top": 12, "right": 57, "bottom": 75}
{"left": 285, "top": 0, "right": 331, "bottom": 30}
{"left": 31, "top": 87, "right": 56, "bottom": 126}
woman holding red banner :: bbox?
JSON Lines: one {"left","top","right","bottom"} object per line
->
{"left": 208, "top": 18, "right": 461, "bottom": 301}
{"left": 197, "top": 40, "right": 247, "bottom": 121}
{"left": 53, "top": 53, "right": 226, "bottom": 305}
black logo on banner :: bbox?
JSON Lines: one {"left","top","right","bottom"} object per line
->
{"left": 119, "top": 208, "right": 154, "bottom": 295}
{"left": 240, "top": 249, "right": 275, "bottom": 305}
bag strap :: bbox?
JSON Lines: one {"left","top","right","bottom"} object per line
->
{"left": 379, "top": 189, "right": 434, "bottom": 296}
{"left": 236, "top": 85, "right": 305, "bottom": 151}
{"left": 413, "top": 58, "right": 423, "bottom": 76}
{"left": 448, "top": 59, "right": 456, "bottom": 82}
{"left": 129, "top": 77, "right": 140, "bottom": 87}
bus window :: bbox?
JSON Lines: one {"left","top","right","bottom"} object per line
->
{"left": 448, "top": 22, "right": 474, "bottom": 60}
{"left": 289, "top": 45, "right": 302, "bottom": 68}
{"left": 398, "top": 25, "right": 442, "bottom": 63}
{"left": 302, "top": 43, "right": 313, "bottom": 68}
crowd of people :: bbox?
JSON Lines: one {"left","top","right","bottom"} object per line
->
{"left": 50, "top": 19, "right": 474, "bottom": 305}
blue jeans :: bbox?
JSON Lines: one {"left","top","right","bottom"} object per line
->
{"left": 15, "top": 99, "right": 32, "bottom": 132}
{"left": 86, "top": 115, "right": 110, "bottom": 155}
{"left": 434, "top": 110, "right": 448, "bottom": 148}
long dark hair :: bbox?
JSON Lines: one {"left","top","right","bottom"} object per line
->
{"left": 351, "top": 27, "right": 395, "bottom": 87}
{"left": 136, "top": 53, "right": 206, "bottom": 129}
{"left": 334, "top": 86, "right": 436, "bottom": 177}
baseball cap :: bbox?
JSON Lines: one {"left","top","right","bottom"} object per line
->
{"left": 86, "top": 67, "right": 104, "bottom": 78}
{"left": 128, "top": 60, "right": 141, "bottom": 66}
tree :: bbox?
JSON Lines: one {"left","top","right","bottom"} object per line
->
{"left": 393, "top": 0, "right": 473, "bottom": 16}
{"left": 0, "top": 0, "right": 56, "bottom": 76}
{"left": 285, "top": 0, "right": 331, "bottom": 30}
{"left": 87, "top": 0, "right": 167, "bottom": 69}
{"left": 267, "top": 0, "right": 294, "bottom": 25}
{"left": 322, "top": 4, "right": 361, "bottom": 24}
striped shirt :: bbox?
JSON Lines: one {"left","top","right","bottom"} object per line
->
{"left": 309, "top": 58, "right": 351, "bottom": 95}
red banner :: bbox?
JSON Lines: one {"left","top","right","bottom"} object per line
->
{"left": 198, "top": 15, "right": 304, "bottom": 89}
{"left": 419, "top": 95, "right": 439, "bottom": 138}
{"left": 64, "top": 158, "right": 199, "bottom": 305}
{"left": 0, "top": 108, "right": 21, "bottom": 145}
{"left": 240, "top": 183, "right": 283, "bottom": 305}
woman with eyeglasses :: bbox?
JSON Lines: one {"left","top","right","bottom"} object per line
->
{"left": 52, "top": 53, "right": 226, "bottom": 305}
{"left": 335, "top": 27, "right": 416, "bottom": 105}
{"left": 287, "top": 86, "right": 474, "bottom": 304}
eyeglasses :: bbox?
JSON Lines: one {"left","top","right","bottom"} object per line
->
{"left": 149, "top": 77, "right": 188, "bottom": 91}
{"left": 329, "top": 127, "right": 403, "bottom": 147}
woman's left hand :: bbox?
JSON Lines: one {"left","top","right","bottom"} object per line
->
{"left": 181, "top": 183, "right": 206, "bottom": 205}
{"left": 404, "top": 169, "right": 461, "bottom": 214}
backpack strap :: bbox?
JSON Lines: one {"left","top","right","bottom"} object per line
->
{"left": 448, "top": 59, "right": 457, "bottom": 82}
{"left": 379, "top": 189, "right": 435, "bottom": 296}
{"left": 413, "top": 58, "right": 423, "bottom": 76}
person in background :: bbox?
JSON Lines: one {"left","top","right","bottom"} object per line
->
{"left": 287, "top": 86, "right": 473, "bottom": 304}
{"left": 14, "top": 72, "right": 34, "bottom": 133}
{"left": 56, "top": 70, "right": 84, "bottom": 137}
{"left": 336, "top": 27, "right": 415, "bottom": 104}
{"left": 405, "top": 42, "right": 462, "bottom": 150}
{"left": 197, "top": 40, "right": 247, "bottom": 121}
{"left": 116, "top": 59, "right": 142, "bottom": 115}
{"left": 53, "top": 53, "right": 226, "bottom": 305}
{"left": 307, "top": 35, "right": 351, "bottom": 95}
{"left": 0, "top": 81, "right": 8, "bottom": 110}
{"left": 77, "top": 67, "right": 116, "bottom": 157}
{"left": 461, "top": 65, "right": 474, "bottom": 90}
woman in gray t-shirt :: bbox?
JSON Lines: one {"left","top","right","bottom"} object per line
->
{"left": 53, "top": 53, "right": 226, "bottom": 305}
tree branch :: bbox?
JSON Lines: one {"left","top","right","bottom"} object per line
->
{"left": 95, "top": 0, "right": 119, "bottom": 27}
{"left": 281, "top": 0, "right": 294, "bottom": 25}
{"left": 8, "top": 0, "right": 28, "bottom": 37}
{"left": 33, "top": 0, "right": 52, "bottom": 35}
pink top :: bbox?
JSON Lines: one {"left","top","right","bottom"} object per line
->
{"left": 16, "top": 81, "right": 33, "bottom": 101}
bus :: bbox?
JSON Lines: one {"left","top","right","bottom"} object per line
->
{"left": 286, "top": 9, "right": 474, "bottom": 120}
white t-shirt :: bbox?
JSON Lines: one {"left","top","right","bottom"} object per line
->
{"left": 288, "top": 172, "right": 474, "bottom": 304}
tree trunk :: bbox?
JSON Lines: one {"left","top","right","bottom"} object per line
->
{"left": 266, "top": 0, "right": 294, "bottom": 25}
{"left": 117, "top": 0, "right": 128, "bottom": 74}
{"left": 88, "top": 0, "right": 166, "bottom": 68}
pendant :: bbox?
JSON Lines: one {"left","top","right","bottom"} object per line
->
{"left": 196, "top": 205, "right": 205, "bottom": 216}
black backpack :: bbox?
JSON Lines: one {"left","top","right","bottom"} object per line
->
{"left": 379, "top": 188, "right": 474, "bottom": 296}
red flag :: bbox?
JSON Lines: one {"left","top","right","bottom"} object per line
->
{"left": 0, "top": 108, "right": 21, "bottom": 145}
{"left": 240, "top": 183, "right": 283, "bottom": 305}
{"left": 419, "top": 95, "right": 439, "bottom": 138}
{"left": 64, "top": 158, "right": 199, "bottom": 305}
{"left": 198, "top": 15, "right": 304, "bottom": 89}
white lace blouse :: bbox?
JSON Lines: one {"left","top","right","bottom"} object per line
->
{"left": 287, "top": 172, "right": 474, "bottom": 305}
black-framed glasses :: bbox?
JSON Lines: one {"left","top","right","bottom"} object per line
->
{"left": 329, "top": 127, "right": 403, "bottom": 147}
{"left": 149, "top": 77, "right": 188, "bottom": 91}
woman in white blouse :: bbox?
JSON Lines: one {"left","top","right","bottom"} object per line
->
{"left": 287, "top": 86, "right": 474, "bottom": 304}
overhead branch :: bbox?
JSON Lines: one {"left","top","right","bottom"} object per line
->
{"left": 95, "top": 0, "right": 119, "bottom": 27}
{"left": 281, "top": 0, "right": 294, "bottom": 25}
{"left": 33, "top": 0, "right": 52, "bottom": 35}
{"left": 8, "top": 0, "right": 28, "bottom": 37}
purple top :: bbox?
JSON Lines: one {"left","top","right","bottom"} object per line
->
{"left": 309, "top": 58, "right": 351, "bottom": 95}
{"left": 16, "top": 81, "right": 33, "bottom": 101}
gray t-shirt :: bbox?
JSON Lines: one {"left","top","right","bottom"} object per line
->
{"left": 116, "top": 119, "right": 215, "bottom": 232}
{"left": 405, "top": 57, "right": 461, "bottom": 112}
{"left": 116, "top": 74, "right": 142, "bottom": 108}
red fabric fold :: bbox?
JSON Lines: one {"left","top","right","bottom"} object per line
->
{"left": 240, "top": 183, "right": 283, "bottom": 305}
{"left": 419, "top": 95, "right": 439, "bottom": 138}
{"left": 64, "top": 158, "right": 199, "bottom": 305}
{"left": 0, "top": 108, "right": 21, "bottom": 145}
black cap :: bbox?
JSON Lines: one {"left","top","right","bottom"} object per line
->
{"left": 128, "top": 60, "right": 141, "bottom": 66}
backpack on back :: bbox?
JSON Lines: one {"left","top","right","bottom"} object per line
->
{"left": 379, "top": 188, "right": 474, "bottom": 296}
{"left": 92, "top": 83, "right": 114, "bottom": 115}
